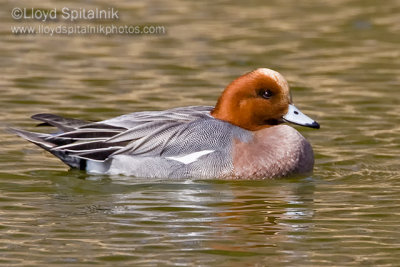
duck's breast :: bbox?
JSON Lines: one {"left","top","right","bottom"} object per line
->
{"left": 232, "top": 125, "right": 314, "bottom": 179}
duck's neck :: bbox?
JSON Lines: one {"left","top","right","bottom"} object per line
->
{"left": 211, "top": 97, "right": 270, "bottom": 131}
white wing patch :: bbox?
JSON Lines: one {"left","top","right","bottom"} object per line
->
{"left": 166, "top": 150, "right": 214, "bottom": 164}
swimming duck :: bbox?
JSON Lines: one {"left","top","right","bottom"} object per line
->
{"left": 11, "top": 68, "right": 319, "bottom": 179}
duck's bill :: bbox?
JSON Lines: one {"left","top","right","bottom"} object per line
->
{"left": 283, "top": 104, "right": 320, "bottom": 129}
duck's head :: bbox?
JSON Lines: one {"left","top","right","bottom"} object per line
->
{"left": 211, "top": 68, "right": 320, "bottom": 131}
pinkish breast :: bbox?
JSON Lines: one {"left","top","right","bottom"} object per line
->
{"left": 232, "top": 125, "right": 314, "bottom": 179}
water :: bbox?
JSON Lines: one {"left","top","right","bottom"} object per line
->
{"left": 1, "top": 0, "right": 400, "bottom": 265}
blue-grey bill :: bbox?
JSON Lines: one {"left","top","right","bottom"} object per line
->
{"left": 283, "top": 104, "right": 320, "bottom": 129}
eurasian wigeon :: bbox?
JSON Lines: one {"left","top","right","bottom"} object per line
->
{"left": 11, "top": 68, "right": 319, "bottom": 179}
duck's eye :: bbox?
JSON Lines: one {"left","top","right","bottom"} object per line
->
{"left": 261, "top": 89, "right": 273, "bottom": 99}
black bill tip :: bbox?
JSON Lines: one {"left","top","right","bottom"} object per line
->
{"left": 307, "top": 121, "right": 320, "bottom": 129}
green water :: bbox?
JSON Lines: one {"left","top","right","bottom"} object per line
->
{"left": 1, "top": 0, "right": 400, "bottom": 265}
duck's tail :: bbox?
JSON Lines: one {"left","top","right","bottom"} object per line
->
{"left": 9, "top": 113, "right": 92, "bottom": 169}
{"left": 10, "top": 113, "right": 129, "bottom": 170}
{"left": 9, "top": 127, "right": 87, "bottom": 170}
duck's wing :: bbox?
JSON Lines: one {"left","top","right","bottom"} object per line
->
{"left": 69, "top": 106, "right": 215, "bottom": 161}
{"left": 11, "top": 106, "right": 215, "bottom": 169}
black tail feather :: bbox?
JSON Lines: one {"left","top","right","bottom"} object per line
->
{"left": 74, "top": 147, "right": 122, "bottom": 161}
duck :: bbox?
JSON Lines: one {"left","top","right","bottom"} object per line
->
{"left": 11, "top": 68, "right": 320, "bottom": 179}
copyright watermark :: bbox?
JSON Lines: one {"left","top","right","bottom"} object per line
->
{"left": 10, "top": 7, "right": 167, "bottom": 37}
{"left": 11, "top": 7, "right": 119, "bottom": 22}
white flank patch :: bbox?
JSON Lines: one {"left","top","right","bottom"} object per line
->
{"left": 166, "top": 150, "right": 214, "bottom": 164}
{"left": 86, "top": 160, "right": 108, "bottom": 174}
